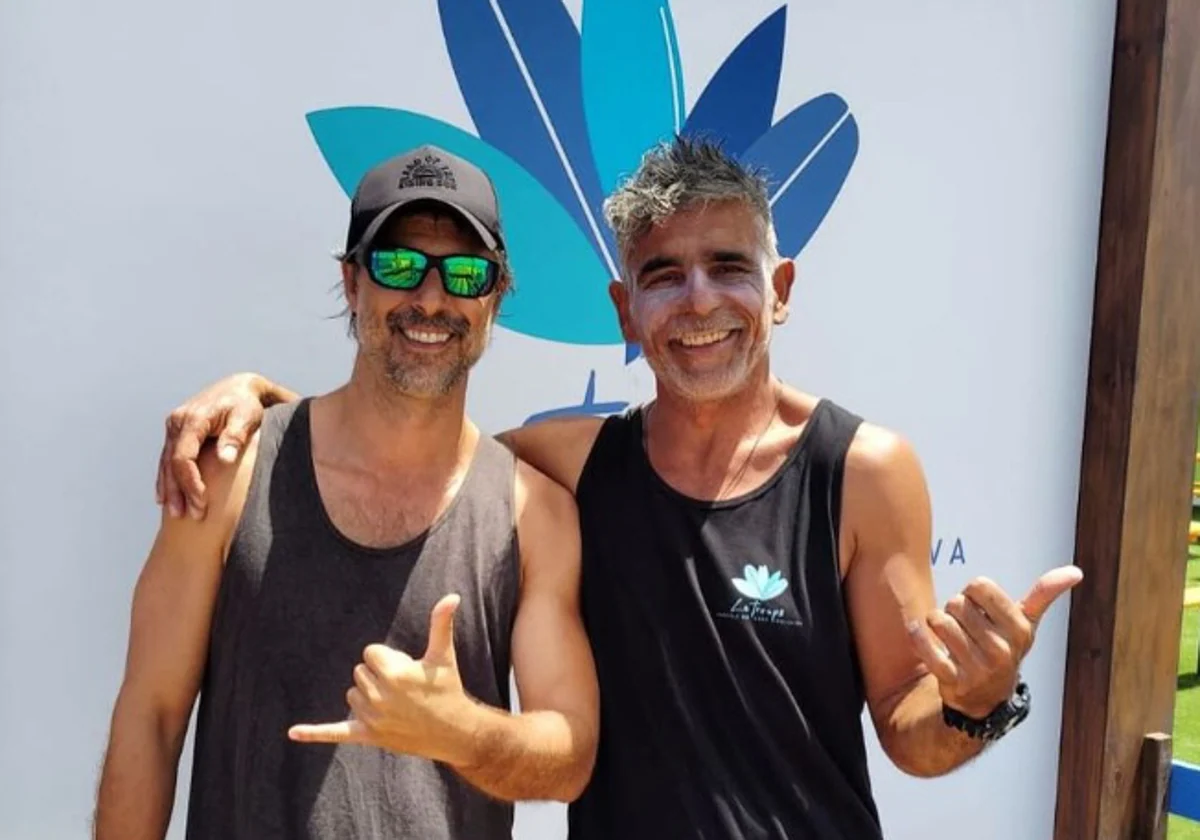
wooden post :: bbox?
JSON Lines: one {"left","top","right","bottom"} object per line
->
{"left": 1053, "top": 0, "right": 1200, "bottom": 835}
{"left": 1132, "top": 734, "right": 1173, "bottom": 840}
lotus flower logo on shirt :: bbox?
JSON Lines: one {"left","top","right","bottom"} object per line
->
{"left": 304, "top": 0, "right": 859, "bottom": 368}
{"left": 732, "top": 565, "right": 790, "bottom": 601}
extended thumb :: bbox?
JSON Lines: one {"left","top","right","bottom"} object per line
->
{"left": 1019, "top": 565, "right": 1084, "bottom": 622}
{"left": 424, "top": 594, "right": 461, "bottom": 661}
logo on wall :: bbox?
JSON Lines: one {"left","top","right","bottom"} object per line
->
{"left": 305, "top": 0, "right": 859, "bottom": 423}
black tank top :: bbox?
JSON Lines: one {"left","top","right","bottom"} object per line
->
{"left": 185, "top": 399, "right": 520, "bottom": 840}
{"left": 568, "top": 399, "right": 883, "bottom": 839}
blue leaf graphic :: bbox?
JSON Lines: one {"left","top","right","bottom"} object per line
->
{"left": 437, "top": 0, "right": 618, "bottom": 279}
{"left": 741, "top": 93, "right": 859, "bottom": 257}
{"left": 581, "top": 0, "right": 685, "bottom": 194}
{"left": 306, "top": 107, "right": 622, "bottom": 345}
{"left": 682, "top": 6, "right": 787, "bottom": 158}
{"left": 523, "top": 371, "right": 629, "bottom": 425}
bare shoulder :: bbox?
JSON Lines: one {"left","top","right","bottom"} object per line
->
{"left": 512, "top": 455, "right": 583, "bottom": 583}
{"left": 499, "top": 416, "right": 606, "bottom": 494}
{"left": 841, "top": 419, "right": 931, "bottom": 553}
{"left": 514, "top": 456, "right": 581, "bottom": 527}
{"left": 845, "top": 421, "right": 926, "bottom": 489}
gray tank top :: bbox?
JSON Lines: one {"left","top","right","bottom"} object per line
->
{"left": 184, "top": 399, "right": 520, "bottom": 840}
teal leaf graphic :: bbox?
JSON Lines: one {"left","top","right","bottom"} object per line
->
{"left": 306, "top": 107, "right": 622, "bottom": 345}
{"left": 743, "top": 565, "right": 758, "bottom": 588}
{"left": 581, "top": 0, "right": 685, "bottom": 193}
{"left": 763, "top": 578, "right": 788, "bottom": 600}
{"left": 754, "top": 565, "right": 771, "bottom": 594}
{"left": 732, "top": 577, "right": 760, "bottom": 599}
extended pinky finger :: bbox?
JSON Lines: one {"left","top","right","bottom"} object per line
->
{"left": 287, "top": 720, "right": 367, "bottom": 744}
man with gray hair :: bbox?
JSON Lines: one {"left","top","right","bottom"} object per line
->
{"left": 152, "top": 136, "right": 1081, "bottom": 838}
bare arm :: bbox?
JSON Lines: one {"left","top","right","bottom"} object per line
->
{"left": 840, "top": 427, "right": 972, "bottom": 777}
{"left": 494, "top": 417, "right": 603, "bottom": 494}
{"left": 95, "top": 440, "right": 256, "bottom": 838}
{"left": 451, "top": 460, "right": 600, "bottom": 801}
{"left": 842, "top": 426, "right": 1080, "bottom": 777}
{"left": 287, "top": 459, "right": 600, "bottom": 802}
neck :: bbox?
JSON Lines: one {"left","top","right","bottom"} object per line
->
{"left": 647, "top": 362, "right": 779, "bottom": 464}
{"left": 320, "top": 358, "right": 472, "bottom": 473}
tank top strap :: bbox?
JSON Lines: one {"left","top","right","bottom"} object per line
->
{"left": 798, "top": 399, "right": 864, "bottom": 514}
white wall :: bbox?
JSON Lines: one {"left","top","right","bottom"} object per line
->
{"left": 0, "top": 1, "right": 1115, "bottom": 837}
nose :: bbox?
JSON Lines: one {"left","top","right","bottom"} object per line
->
{"left": 408, "top": 266, "right": 452, "bottom": 314}
{"left": 683, "top": 267, "right": 721, "bottom": 317}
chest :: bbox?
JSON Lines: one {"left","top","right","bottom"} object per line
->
{"left": 580, "top": 456, "right": 858, "bottom": 644}
{"left": 314, "top": 463, "right": 466, "bottom": 549}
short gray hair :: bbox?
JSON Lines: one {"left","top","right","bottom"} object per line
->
{"left": 602, "top": 136, "right": 779, "bottom": 274}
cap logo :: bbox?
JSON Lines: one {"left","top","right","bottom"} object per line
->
{"left": 399, "top": 154, "right": 457, "bottom": 191}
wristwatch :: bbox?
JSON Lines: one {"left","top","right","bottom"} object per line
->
{"left": 942, "top": 681, "right": 1031, "bottom": 742}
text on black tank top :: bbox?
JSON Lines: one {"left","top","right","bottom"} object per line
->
{"left": 185, "top": 399, "right": 520, "bottom": 840}
{"left": 569, "top": 399, "right": 883, "bottom": 840}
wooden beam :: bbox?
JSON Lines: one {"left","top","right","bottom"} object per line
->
{"left": 1132, "top": 733, "right": 1172, "bottom": 840}
{"left": 1054, "top": 0, "right": 1200, "bottom": 836}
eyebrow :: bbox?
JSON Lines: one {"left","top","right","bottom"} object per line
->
{"left": 636, "top": 255, "right": 681, "bottom": 281}
{"left": 636, "top": 249, "right": 753, "bottom": 280}
{"left": 709, "top": 249, "right": 753, "bottom": 264}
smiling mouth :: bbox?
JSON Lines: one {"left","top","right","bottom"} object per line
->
{"left": 397, "top": 327, "right": 454, "bottom": 346}
{"left": 673, "top": 329, "right": 737, "bottom": 348}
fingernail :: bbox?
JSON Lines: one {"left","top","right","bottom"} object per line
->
{"left": 168, "top": 501, "right": 183, "bottom": 518}
{"left": 220, "top": 445, "right": 238, "bottom": 462}
{"left": 906, "top": 620, "right": 921, "bottom": 634}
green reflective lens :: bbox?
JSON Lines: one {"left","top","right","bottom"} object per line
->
{"left": 370, "top": 249, "right": 428, "bottom": 289}
{"left": 441, "top": 256, "right": 493, "bottom": 297}
{"left": 367, "top": 248, "right": 498, "bottom": 298}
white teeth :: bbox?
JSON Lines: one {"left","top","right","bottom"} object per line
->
{"left": 678, "top": 330, "right": 732, "bottom": 347}
{"left": 401, "top": 328, "right": 452, "bottom": 345}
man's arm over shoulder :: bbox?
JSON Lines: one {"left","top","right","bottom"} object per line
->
{"left": 450, "top": 458, "right": 600, "bottom": 802}
{"left": 496, "top": 417, "right": 605, "bottom": 494}
{"left": 93, "top": 437, "right": 259, "bottom": 839}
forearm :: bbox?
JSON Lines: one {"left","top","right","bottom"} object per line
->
{"left": 93, "top": 701, "right": 185, "bottom": 840}
{"left": 875, "top": 676, "right": 986, "bottom": 778}
{"left": 452, "top": 702, "right": 596, "bottom": 803}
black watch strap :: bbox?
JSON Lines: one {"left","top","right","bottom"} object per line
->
{"left": 942, "top": 681, "right": 1031, "bottom": 742}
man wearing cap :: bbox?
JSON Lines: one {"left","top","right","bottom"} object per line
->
{"left": 92, "top": 146, "right": 600, "bottom": 840}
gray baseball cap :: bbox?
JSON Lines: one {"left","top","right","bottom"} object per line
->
{"left": 343, "top": 144, "right": 506, "bottom": 259}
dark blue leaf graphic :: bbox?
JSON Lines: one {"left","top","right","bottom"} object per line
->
{"left": 437, "top": 0, "right": 617, "bottom": 278}
{"left": 741, "top": 93, "right": 859, "bottom": 257}
{"left": 523, "top": 370, "right": 629, "bottom": 425}
{"left": 682, "top": 6, "right": 787, "bottom": 158}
